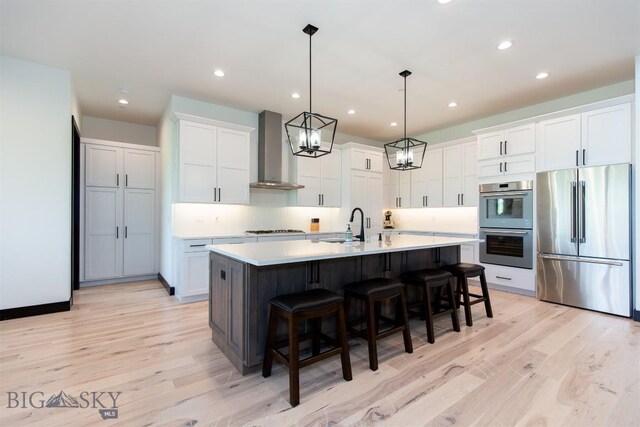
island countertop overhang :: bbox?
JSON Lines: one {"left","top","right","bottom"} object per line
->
{"left": 205, "top": 234, "right": 480, "bottom": 266}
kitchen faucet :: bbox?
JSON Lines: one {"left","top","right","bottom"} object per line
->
{"left": 349, "top": 207, "right": 365, "bottom": 242}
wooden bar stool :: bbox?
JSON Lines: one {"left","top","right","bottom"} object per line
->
{"left": 400, "top": 269, "right": 460, "bottom": 344}
{"left": 343, "top": 278, "right": 413, "bottom": 371}
{"left": 262, "top": 288, "right": 352, "bottom": 407}
{"left": 441, "top": 263, "right": 493, "bottom": 327}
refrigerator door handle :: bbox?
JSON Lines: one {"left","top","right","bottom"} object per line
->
{"left": 579, "top": 181, "right": 586, "bottom": 243}
{"left": 570, "top": 181, "right": 577, "bottom": 242}
{"left": 539, "top": 254, "right": 623, "bottom": 267}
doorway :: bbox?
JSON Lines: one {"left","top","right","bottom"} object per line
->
{"left": 71, "top": 116, "right": 81, "bottom": 300}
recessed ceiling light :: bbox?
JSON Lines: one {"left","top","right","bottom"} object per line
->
{"left": 497, "top": 40, "right": 513, "bottom": 50}
{"left": 291, "top": 92, "right": 301, "bottom": 99}
{"left": 118, "top": 99, "right": 129, "bottom": 105}
{"left": 438, "top": 0, "right": 452, "bottom": 4}
{"left": 390, "top": 122, "right": 398, "bottom": 127}
{"left": 213, "top": 69, "right": 225, "bottom": 77}
{"left": 348, "top": 109, "right": 356, "bottom": 115}
{"left": 536, "top": 72, "right": 549, "bottom": 79}
{"left": 119, "top": 88, "right": 130, "bottom": 94}
{"left": 448, "top": 102, "right": 458, "bottom": 108}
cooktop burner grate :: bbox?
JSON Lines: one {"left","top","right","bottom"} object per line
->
{"left": 245, "top": 229, "right": 305, "bottom": 234}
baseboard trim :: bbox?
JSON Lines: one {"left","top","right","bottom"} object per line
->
{"left": 486, "top": 283, "right": 536, "bottom": 297}
{"left": 80, "top": 274, "right": 158, "bottom": 287}
{"left": 1, "top": 299, "right": 71, "bottom": 321}
{"left": 158, "top": 273, "right": 174, "bottom": 296}
{"left": 633, "top": 309, "right": 640, "bottom": 322}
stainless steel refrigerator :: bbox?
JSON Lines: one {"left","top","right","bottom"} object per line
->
{"left": 536, "top": 164, "right": 632, "bottom": 317}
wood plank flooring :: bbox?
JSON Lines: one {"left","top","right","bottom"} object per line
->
{"left": 1, "top": 280, "right": 638, "bottom": 426}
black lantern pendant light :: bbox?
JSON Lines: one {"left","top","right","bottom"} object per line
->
{"left": 384, "top": 70, "right": 427, "bottom": 171}
{"left": 285, "top": 24, "right": 337, "bottom": 158}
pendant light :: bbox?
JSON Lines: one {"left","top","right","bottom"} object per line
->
{"left": 285, "top": 24, "right": 337, "bottom": 158}
{"left": 384, "top": 70, "right": 427, "bottom": 171}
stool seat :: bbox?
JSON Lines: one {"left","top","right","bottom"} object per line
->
{"left": 442, "top": 263, "right": 485, "bottom": 276}
{"left": 401, "top": 269, "right": 452, "bottom": 285}
{"left": 271, "top": 289, "right": 344, "bottom": 313}
{"left": 344, "top": 278, "right": 403, "bottom": 297}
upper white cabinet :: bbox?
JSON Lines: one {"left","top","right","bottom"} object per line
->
{"left": 386, "top": 169, "right": 411, "bottom": 208}
{"left": 177, "top": 120, "right": 250, "bottom": 204}
{"left": 291, "top": 145, "right": 341, "bottom": 207}
{"left": 410, "top": 148, "right": 443, "bottom": 208}
{"left": 351, "top": 148, "right": 383, "bottom": 173}
{"left": 476, "top": 123, "right": 535, "bottom": 178}
{"left": 443, "top": 141, "right": 478, "bottom": 207}
{"left": 537, "top": 103, "right": 631, "bottom": 172}
{"left": 85, "top": 144, "right": 155, "bottom": 189}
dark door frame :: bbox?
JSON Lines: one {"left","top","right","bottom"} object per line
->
{"left": 71, "top": 116, "right": 81, "bottom": 297}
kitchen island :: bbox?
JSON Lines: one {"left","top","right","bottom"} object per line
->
{"left": 206, "top": 234, "right": 479, "bottom": 374}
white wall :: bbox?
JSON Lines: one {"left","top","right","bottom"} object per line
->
{"left": 0, "top": 56, "right": 71, "bottom": 309}
{"left": 81, "top": 116, "right": 156, "bottom": 146}
{"left": 635, "top": 57, "right": 639, "bottom": 314}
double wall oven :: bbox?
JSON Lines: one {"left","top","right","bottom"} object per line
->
{"left": 479, "top": 180, "right": 533, "bottom": 269}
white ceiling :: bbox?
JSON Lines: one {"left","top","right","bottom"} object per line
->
{"left": 1, "top": 0, "right": 639, "bottom": 141}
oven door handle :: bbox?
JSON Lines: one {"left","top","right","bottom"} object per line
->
{"left": 480, "top": 191, "right": 529, "bottom": 197}
{"left": 483, "top": 229, "right": 529, "bottom": 235}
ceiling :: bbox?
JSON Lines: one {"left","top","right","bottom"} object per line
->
{"left": 1, "top": 0, "right": 639, "bottom": 142}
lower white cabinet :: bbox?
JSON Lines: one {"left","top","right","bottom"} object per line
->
{"left": 84, "top": 187, "right": 155, "bottom": 281}
{"left": 482, "top": 263, "right": 535, "bottom": 293}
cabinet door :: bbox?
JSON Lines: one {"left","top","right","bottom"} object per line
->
{"left": 85, "top": 187, "right": 123, "bottom": 280}
{"left": 351, "top": 149, "right": 369, "bottom": 171}
{"left": 582, "top": 103, "right": 631, "bottom": 167}
{"left": 124, "top": 149, "right": 155, "bottom": 189}
{"left": 386, "top": 168, "right": 400, "bottom": 208}
{"left": 477, "top": 130, "right": 503, "bottom": 160}
{"left": 350, "top": 171, "right": 368, "bottom": 233}
{"left": 443, "top": 145, "right": 462, "bottom": 207}
{"left": 425, "top": 149, "right": 443, "bottom": 207}
{"left": 123, "top": 189, "right": 155, "bottom": 276}
{"left": 179, "top": 121, "right": 217, "bottom": 202}
{"left": 217, "top": 128, "right": 250, "bottom": 204}
{"left": 85, "top": 144, "right": 122, "bottom": 187}
{"left": 295, "top": 155, "right": 322, "bottom": 206}
{"left": 477, "top": 159, "right": 504, "bottom": 178}
{"left": 460, "top": 244, "right": 476, "bottom": 263}
{"left": 396, "top": 171, "right": 411, "bottom": 208}
{"left": 537, "top": 114, "right": 581, "bottom": 172}
{"left": 503, "top": 154, "right": 535, "bottom": 176}
{"left": 367, "top": 174, "right": 384, "bottom": 234}
{"left": 504, "top": 124, "right": 535, "bottom": 156}
{"left": 320, "top": 150, "right": 341, "bottom": 207}
{"left": 461, "top": 142, "right": 478, "bottom": 207}
{"left": 410, "top": 168, "right": 427, "bottom": 207}
{"left": 183, "top": 251, "right": 210, "bottom": 297}
{"left": 368, "top": 151, "right": 384, "bottom": 173}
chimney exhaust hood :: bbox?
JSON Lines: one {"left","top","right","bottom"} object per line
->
{"left": 250, "top": 111, "right": 304, "bottom": 190}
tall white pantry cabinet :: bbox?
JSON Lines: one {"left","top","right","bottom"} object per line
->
{"left": 81, "top": 138, "right": 159, "bottom": 283}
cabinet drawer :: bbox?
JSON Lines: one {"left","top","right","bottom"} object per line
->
{"left": 183, "top": 239, "right": 212, "bottom": 252}
{"left": 483, "top": 264, "right": 535, "bottom": 292}
{"left": 212, "top": 237, "right": 257, "bottom": 244}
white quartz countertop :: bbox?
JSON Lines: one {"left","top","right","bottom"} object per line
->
{"left": 206, "top": 234, "right": 480, "bottom": 266}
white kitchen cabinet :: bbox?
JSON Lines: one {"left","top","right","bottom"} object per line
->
{"left": 431, "top": 232, "right": 477, "bottom": 264}
{"left": 291, "top": 145, "right": 341, "bottom": 207}
{"left": 85, "top": 144, "right": 156, "bottom": 189}
{"left": 537, "top": 103, "right": 631, "bottom": 172}
{"left": 178, "top": 120, "right": 250, "bottom": 204}
{"left": 387, "top": 169, "right": 411, "bottom": 208}
{"left": 351, "top": 148, "right": 383, "bottom": 173}
{"left": 443, "top": 142, "right": 478, "bottom": 207}
{"left": 342, "top": 144, "right": 385, "bottom": 237}
{"left": 476, "top": 124, "right": 535, "bottom": 178}
{"left": 123, "top": 189, "right": 155, "bottom": 276}
{"left": 82, "top": 140, "right": 158, "bottom": 283}
{"left": 410, "top": 148, "right": 443, "bottom": 208}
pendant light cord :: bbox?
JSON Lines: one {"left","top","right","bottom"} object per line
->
{"left": 309, "top": 31, "right": 312, "bottom": 114}
{"left": 403, "top": 75, "right": 407, "bottom": 140}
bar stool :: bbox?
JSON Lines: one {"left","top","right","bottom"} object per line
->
{"left": 343, "top": 278, "right": 413, "bottom": 371}
{"left": 441, "top": 263, "right": 493, "bottom": 327}
{"left": 400, "top": 269, "right": 460, "bottom": 344}
{"left": 262, "top": 288, "right": 352, "bottom": 407}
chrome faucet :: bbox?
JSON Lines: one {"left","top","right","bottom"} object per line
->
{"left": 349, "top": 207, "right": 365, "bottom": 242}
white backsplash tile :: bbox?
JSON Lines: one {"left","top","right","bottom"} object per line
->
{"left": 389, "top": 207, "right": 478, "bottom": 234}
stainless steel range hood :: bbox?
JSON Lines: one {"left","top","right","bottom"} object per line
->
{"left": 250, "top": 110, "right": 304, "bottom": 190}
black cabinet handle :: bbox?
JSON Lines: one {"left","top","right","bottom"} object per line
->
{"left": 125, "top": 174, "right": 128, "bottom": 187}
{"left": 116, "top": 226, "right": 119, "bottom": 239}
{"left": 461, "top": 194, "right": 464, "bottom": 205}
{"left": 500, "top": 162, "right": 502, "bottom": 173}
{"left": 125, "top": 226, "right": 128, "bottom": 238}
{"left": 576, "top": 150, "right": 579, "bottom": 167}
{"left": 116, "top": 174, "right": 119, "bottom": 186}
{"left": 322, "top": 194, "right": 324, "bottom": 205}
{"left": 190, "top": 244, "right": 206, "bottom": 247}
{"left": 457, "top": 194, "right": 460, "bottom": 205}
{"left": 500, "top": 141, "right": 503, "bottom": 155}
{"left": 504, "top": 162, "right": 507, "bottom": 172}
{"left": 504, "top": 140, "right": 507, "bottom": 155}
{"left": 582, "top": 149, "right": 586, "bottom": 166}
{"left": 399, "top": 197, "right": 402, "bottom": 208}
{"left": 496, "top": 276, "right": 512, "bottom": 281}
{"left": 426, "top": 195, "right": 428, "bottom": 206}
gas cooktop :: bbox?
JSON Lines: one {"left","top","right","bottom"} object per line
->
{"left": 245, "top": 229, "right": 305, "bottom": 235}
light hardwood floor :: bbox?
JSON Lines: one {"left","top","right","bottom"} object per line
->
{"left": 1, "top": 280, "right": 638, "bottom": 426}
